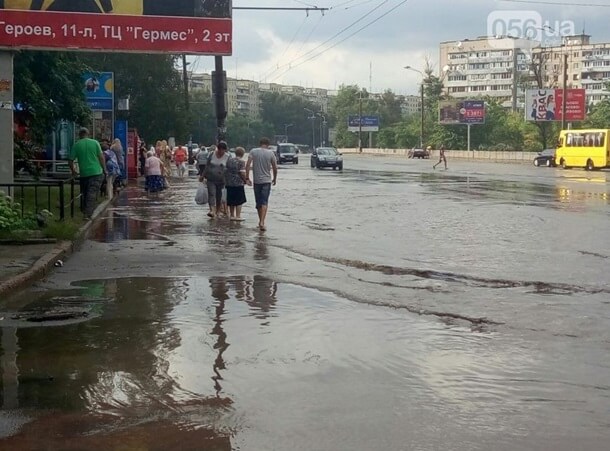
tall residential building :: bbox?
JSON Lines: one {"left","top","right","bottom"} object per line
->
{"left": 440, "top": 36, "right": 538, "bottom": 110}
{"left": 402, "top": 95, "right": 421, "bottom": 116}
{"left": 532, "top": 34, "right": 610, "bottom": 105}
{"left": 440, "top": 34, "right": 610, "bottom": 111}
{"left": 189, "top": 75, "right": 331, "bottom": 118}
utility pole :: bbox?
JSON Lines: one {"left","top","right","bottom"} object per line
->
{"left": 358, "top": 90, "right": 363, "bottom": 153}
{"left": 511, "top": 48, "right": 518, "bottom": 113}
{"left": 562, "top": 52, "right": 568, "bottom": 130}
{"left": 284, "top": 123, "right": 293, "bottom": 142}
{"left": 213, "top": 56, "right": 227, "bottom": 143}
{"left": 182, "top": 54, "right": 189, "bottom": 111}
{"left": 304, "top": 108, "right": 315, "bottom": 149}
{"left": 420, "top": 81, "right": 425, "bottom": 148}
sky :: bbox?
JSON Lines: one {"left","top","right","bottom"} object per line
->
{"left": 189, "top": 0, "right": 610, "bottom": 96}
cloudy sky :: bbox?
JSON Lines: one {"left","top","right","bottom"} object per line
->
{"left": 191, "top": 0, "right": 610, "bottom": 96}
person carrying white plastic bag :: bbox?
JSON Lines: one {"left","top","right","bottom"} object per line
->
{"left": 195, "top": 183, "right": 208, "bottom": 205}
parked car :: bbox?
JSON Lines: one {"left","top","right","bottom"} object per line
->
{"left": 407, "top": 148, "right": 430, "bottom": 159}
{"left": 533, "top": 148, "right": 556, "bottom": 167}
{"left": 276, "top": 143, "right": 299, "bottom": 164}
{"left": 311, "top": 147, "right": 343, "bottom": 170}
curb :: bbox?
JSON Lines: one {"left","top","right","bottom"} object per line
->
{"left": 0, "top": 198, "right": 113, "bottom": 298}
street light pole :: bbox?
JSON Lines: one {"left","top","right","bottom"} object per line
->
{"left": 284, "top": 123, "right": 293, "bottom": 142}
{"left": 304, "top": 108, "right": 315, "bottom": 149}
{"left": 358, "top": 91, "right": 363, "bottom": 153}
{"left": 316, "top": 113, "right": 326, "bottom": 146}
{"left": 405, "top": 66, "right": 425, "bottom": 148}
{"left": 562, "top": 52, "right": 568, "bottom": 130}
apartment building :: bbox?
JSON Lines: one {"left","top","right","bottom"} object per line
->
{"left": 402, "top": 95, "right": 421, "bottom": 116}
{"left": 439, "top": 36, "right": 538, "bottom": 110}
{"left": 440, "top": 34, "right": 610, "bottom": 110}
{"left": 189, "top": 74, "right": 330, "bottom": 118}
{"left": 532, "top": 34, "right": 610, "bottom": 105}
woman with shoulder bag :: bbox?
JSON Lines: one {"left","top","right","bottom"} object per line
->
{"left": 200, "top": 141, "right": 230, "bottom": 218}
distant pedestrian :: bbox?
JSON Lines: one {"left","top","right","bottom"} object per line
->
{"left": 139, "top": 142, "right": 148, "bottom": 176}
{"left": 69, "top": 127, "right": 107, "bottom": 219}
{"left": 174, "top": 145, "right": 188, "bottom": 178}
{"left": 144, "top": 150, "right": 166, "bottom": 193}
{"left": 246, "top": 137, "right": 278, "bottom": 232}
{"left": 201, "top": 141, "right": 230, "bottom": 219}
{"left": 225, "top": 147, "right": 249, "bottom": 221}
{"left": 110, "top": 138, "right": 125, "bottom": 185}
{"left": 196, "top": 145, "right": 211, "bottom": 176}
{"left": 433, "top": 145, "right": 447, "bottom": 170}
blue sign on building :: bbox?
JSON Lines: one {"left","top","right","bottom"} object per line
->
{"left": 83, "top": 72, "right": 114, "bottom": 111}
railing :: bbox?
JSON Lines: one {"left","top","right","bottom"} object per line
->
{"left": 0, "top": 177, "right": 78, "bottom": 221}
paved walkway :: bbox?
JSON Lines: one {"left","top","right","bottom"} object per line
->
{"left": 0, "top": 243, "right": 58, "bottom": 284}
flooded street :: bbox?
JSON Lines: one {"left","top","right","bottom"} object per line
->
{"left": 1, "top": 155, "right": 609, "bottom": 450}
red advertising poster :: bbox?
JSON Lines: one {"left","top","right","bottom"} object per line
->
{"left": 526, "top": 89, "right": 586, "bottom": 122}
{"left": 0, "top": 1, "right": 232, "bottom": 54}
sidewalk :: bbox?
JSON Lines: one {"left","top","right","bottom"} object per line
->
{"left": 0, "top": 198, "right": 112, "bottom": 299}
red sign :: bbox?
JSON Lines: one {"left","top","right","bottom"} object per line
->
{"left": 0, "top": 9, "right": 231, "bottom": 54}
{"left": 555, "top": 89, "right": 586, "bottom": 122}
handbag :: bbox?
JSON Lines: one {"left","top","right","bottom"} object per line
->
{"left": 195, "top": 183, "right": 209, "bottom": 205}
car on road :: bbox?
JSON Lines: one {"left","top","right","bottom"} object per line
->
{"left": 407, "top": 148, "right": 430, "bottom": 159}
{"left": 311, "top": 147, "right": 343, "bottom": 170}
{"left": 276, "top": 143, "right": 299, "bottom": 164}
{"left": 533, "top": 148, "right": 556, "bottom": 167}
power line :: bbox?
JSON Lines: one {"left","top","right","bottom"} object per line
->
{"left": 265, "top": 0, "right": 391, "bottom": 79}
{"left": 270, "top": 0, "right": 409, "bottom": 82}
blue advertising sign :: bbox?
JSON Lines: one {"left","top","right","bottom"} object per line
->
{"left": 348, "top": 115, "right": 380, "bottom": 132}
{"left": 83, "top": 72, "right": 114, "bottom": 110}
{"left": 114, "top": 120, "right": 128, "bottom": 170}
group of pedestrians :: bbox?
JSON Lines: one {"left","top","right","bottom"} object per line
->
{"left": 199, "top": 137, "right": 278, "bottom": 231}
{"left": 69, "top": 127, "right": 128, "bottom": 219}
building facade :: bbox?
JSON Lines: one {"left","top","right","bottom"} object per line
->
{"left": 189, "top": 75, "right": 330, "bottom": 118}
{"left": 440, "top": 34, "right": 610, "bottom": 111}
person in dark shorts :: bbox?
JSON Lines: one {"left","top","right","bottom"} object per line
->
{"left": 225, "top": 147, "right": 249, "bottom": 221}
{"left": 246, "top": 137, "right": 277, "bottom": 232}
{"left": 433, "top": 145, "right": 447, "bottom": 170}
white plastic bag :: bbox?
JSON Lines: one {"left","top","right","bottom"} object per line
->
{"left": 195, "top": 183, "right": 208, "bottom": 205}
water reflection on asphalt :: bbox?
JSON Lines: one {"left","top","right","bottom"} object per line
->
{"left": 1, "top": 156, "right": 609, "bottom": 450}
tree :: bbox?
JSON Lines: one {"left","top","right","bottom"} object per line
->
{"left": 584, "top": 83, "right": 610, "bottom": 128}
{"left": 80, "top": 53, "right": 190, "bottom": 143}
{"left": 259, "top": 92, "right": 319, "bottom": 145}
{"left": 14, "top": 51, "right": 91, "bottom": 144}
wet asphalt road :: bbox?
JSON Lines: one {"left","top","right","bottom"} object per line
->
{"left": 1, "top": 154, "right": 609, "bottom": 450}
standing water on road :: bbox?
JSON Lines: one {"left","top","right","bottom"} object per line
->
{"left": 1, "top": 156, "right": 609, "bottom": 450}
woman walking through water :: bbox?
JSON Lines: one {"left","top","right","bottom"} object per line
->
{"left": 201, "top": 141, "right": 230, "bottom": 219}
{"left": 158, "top": 140, "right": 172, "bottom": 187}
{"left": 225, "top": 147, "right": 249, "bottom": 221}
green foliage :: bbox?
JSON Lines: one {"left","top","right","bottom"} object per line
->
{"left": 225, "top": 115, "right": 274, "bottom": 149}
{"left": 14, "top": 51, "right": 91, "bottom": 144}
{"left": 0, "top": 192, "right": 36, "bottom": 231}
{"left": 259, "top": 92, "right": 320, "bottom": 145}
{"left": 80, "top": 53, "right": 189, "bottom": 143}
{"left": 584, "top": 98, "right": 610, "bottom": 129}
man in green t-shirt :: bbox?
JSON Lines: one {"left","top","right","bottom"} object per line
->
{"left": 69, "top": 127, "right": 107, "bottom": 219}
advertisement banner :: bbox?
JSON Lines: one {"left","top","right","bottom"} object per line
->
{"left": 83, "top": 72, "right": 113, "bottom": 110}
{"left": 525, "top": 89, "right": 586, "bottom": 122}
{"left": 348, "top": 115, "right": 379, "bottom": 132}
{"left": 439, "top": 100, "right": 486, "bottom": 125}
{"left": 0, "top": 1, "right": 232, "bottom": 54}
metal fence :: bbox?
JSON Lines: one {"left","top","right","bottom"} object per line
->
{"left": 0, "top": 178, "right": 78, "bottom": 221}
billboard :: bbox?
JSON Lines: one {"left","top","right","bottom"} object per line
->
{"left": 526, "top": 89, "right": 586, "bottom": 122}
{"left": 83, "top": 72, "right": 113, "bottom": 110}
{"left": 439, "top": 100, "right": 486, "bottom": 125}
{"left": 0, "top": 1, "right": 232, "bottom": 54}
{"left": 348, "top": 115, "right": 379, "bottom": 132}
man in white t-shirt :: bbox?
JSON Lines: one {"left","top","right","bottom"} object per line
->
{"left": 246, "top": 137, "right": 278, "bottom": 231}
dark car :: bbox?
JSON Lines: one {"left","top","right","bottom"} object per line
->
{"left": 311, "top": 147, "right": 343, "bottom": 170}
{"left": 407, "top": 148, "right": 430, "bottom": 159}
{"left": 534, "top": 148, "right": 556, "bottom": 167}
{"left": 276, "top": 143, "right": 299, "bottom": 164}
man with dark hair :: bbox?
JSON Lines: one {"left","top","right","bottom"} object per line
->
{"left": 69, "top": 127, "right": 107, "bottom": 219}
{"left": 246, "top": 137, "right": 278, "bottom": 232}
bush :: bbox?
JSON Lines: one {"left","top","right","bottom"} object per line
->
{"left": 0, "top": 191, "right": 37, "bottom": 231}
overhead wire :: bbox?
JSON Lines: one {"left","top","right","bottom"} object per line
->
{"left": 263, "top": 0, "right": 391, "bottom": 81}
{"left": 270, "top": 0, "right": 409, "bottom": 82}
{"left": 499, "top": 0, "right": 610, "bottom": 6}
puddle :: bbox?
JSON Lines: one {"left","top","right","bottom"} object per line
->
{"left": 1, "top": 276, "right": 609, "bottom": 449}
{"left": 91, "top": 213, "right": 190, "bottom": 243}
